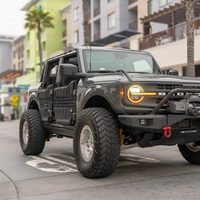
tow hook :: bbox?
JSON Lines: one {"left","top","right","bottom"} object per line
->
{"left": 163, "top": 126, "right": 171, "bottom": 138}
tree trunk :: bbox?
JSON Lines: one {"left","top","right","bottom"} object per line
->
{"left": 37, "top": 21, "right": 43, "bottom": 78}
{"left": 186, "top": 0, "right": 195, "bottom": 77}
{"left": 82, "top": 0, "right": 90, "bottom": 46}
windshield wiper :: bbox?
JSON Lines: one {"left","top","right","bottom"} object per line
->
{"left": 128, "top": 71, "right": 151, "bottom": 74}
{"left": 116, "top": 70, "right": 132, "bottom": 81}
{"left": 90, "top": 70, "right": 116, "bottom": 73}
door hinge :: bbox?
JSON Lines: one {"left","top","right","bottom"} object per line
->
{"left": 73, "top": 90, "right": 77, "bottom": 96}
{"left": 72, "top": 113, "right": 76, "bottom": 121}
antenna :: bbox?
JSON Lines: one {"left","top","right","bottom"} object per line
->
{"left": 89, "top": 29, "right": 92, "bottom": 73}
{"left": 90, "top": 45, "right": 92, "bottom": 73}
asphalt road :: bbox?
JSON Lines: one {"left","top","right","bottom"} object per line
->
{"left": 1, "top": 120, "right": 200, "bottom": 200}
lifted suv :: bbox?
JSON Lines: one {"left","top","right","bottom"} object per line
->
{"left": 20, "top": 46, "right": 200, "bottom": 178}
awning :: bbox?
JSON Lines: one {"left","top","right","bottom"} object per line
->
{"left": 0, "top": 70, "right": 23, "bottom": 83}
{"left": 141, "top": 0, "right": 200, "bottom": 25}
{"left": 0, "top": 103, "right": 11, "bottom": 107}
{"left": 91, "top": 29, "right": 141, "bottom": 46}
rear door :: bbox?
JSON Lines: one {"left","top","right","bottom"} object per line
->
{"left": 53, "top": 55, "right": 79, "bottom": 125}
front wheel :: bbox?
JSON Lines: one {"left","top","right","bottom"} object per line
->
{"left": 178, "top": 143, "right": 200, "bottom": 164}
{"left": 73, "top": 108, "right": 120, "bottom": 178}
{"left": 19, "top": 109, "right": 46, "bottom": 155}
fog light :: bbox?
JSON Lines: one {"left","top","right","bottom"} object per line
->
{"left": 140, "top": 119, "right": 147, "bottom": 126}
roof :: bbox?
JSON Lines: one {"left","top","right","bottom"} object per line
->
{"left": 141, "top": 0, "right": 200, "bottom": 25}
{"left": 21, "top": 0, "right": 40, "bottom": 11}
{"left": 60, "top": 3, "right": 71, "bottom": 14}
{"left": 0, "top": 35, "right": 15, "bottom": 43}
{"left": 13, "top": 35, "right": 26, "bottom": 44}
{"left": 90, "top": 29, "right": 141, "bottom": 46}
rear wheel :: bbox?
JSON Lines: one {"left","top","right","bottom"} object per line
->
{"left": 73, "top": 108, "right": 120, "bottom": 178}
{"left": 178, "top": 142, "right": 200, "bottom": 164}
{"left": 19, "top": 109, "right": 46, "bottom": 155}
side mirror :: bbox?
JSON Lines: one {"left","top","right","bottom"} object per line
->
{"left": 168, "top": 70, "right": 178, "bottom": 76}
{"left": 59, "top": 64, "right": 78, "bottom": 76}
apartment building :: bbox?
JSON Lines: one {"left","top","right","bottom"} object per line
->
{"left": 12, "top": 35, "right": 26, "bottom": 74}
{"left": 71, "top": 0, "right": 140, "bottom": 48}
{"left": 50, "top": 3, "right": 73, "bottom": 58}
{"left": 131, "top": 0, "right": 200, "bottom": 76}
{"left": 21, "top": 0, "right": 71, "bottom": 81}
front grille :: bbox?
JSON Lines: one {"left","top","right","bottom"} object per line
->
{"left": 155, "top": 83, "right": 200, "bottom": 104}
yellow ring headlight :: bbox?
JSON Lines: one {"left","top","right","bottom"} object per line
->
{"left": 127, "top": 85, "right": 157, "bottom": 104}
{"left": 127, "top": 85, "right": 144, "bottom": 104}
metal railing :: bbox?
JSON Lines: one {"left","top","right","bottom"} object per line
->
{"left": 139, "top": 17, "right": 200, "bottom": 50}
{"left": 129, "top": 0, "right": 137, "bottom": 5}
{"left": 129, "top": 21, "right": 138, "bottom": 30}
{"left": 94, "top": 6, "right": 100, "bottom": 17}
{"left": 94, "top": 32, "right": 100, "bottom": 41}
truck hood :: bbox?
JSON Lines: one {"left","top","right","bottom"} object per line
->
{"left": 129, "top": 73, "right": 200, "bottom": 84}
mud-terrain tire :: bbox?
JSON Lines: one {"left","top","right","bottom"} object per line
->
{"left": 178, "top": 143, "right": 200, "bottom": 164}
{"left": 19, "top": 109, "right": 46, "bottom": 155}
{"left": 73, "top": 108, "right": 120, "bottom": 178}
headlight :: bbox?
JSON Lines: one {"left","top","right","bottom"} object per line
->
{"left": 127, "top": 85, "right": 156, "bottom": 104}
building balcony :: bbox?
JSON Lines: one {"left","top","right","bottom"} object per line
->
{"left": 42, "top": 31, "right": 46, "bottom": 40}
{"left": 42, "top": 51, "right": 46, "bottom": 60}
{"left": 94, "top": 7, "right": 100, "bottom": 17}
{"left": 139, "top": 17, "right": 200, "bottom": 50}
{"left": 129, "top": 0, "right": 137, "bottom": 5}
{"left": 94, "top": 32, "right": 100, "bottom": 41}
{"left": 63, "top": 30, "right": 67, "bottom": 38}
{"left": 26, "top": 41, "right": 30, "bottom": 49}
{"left": 129, "top": 21, "right": 138, "bottom": 31}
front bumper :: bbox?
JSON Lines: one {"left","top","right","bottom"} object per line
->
{"left": 118, "top": 114, "right": 200, "bottom": 147}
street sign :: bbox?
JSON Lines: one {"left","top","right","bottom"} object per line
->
{"left": 8, "top": 87, "right": 13, "bottom": 97}
{"left": 16, "top": 88, "right": 20, "bottom": 98}
{"left": 11, "top": 102, "right": 17, "bottom": 106}
{"left": 10, "top": 94, "right": 19, "bottom": 103}
{"left": 18, "top": 84, "right": 30, "bottom": 91}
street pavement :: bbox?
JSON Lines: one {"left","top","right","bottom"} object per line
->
{"left": 1, "top": 120, "right": 200, "bottom": 200}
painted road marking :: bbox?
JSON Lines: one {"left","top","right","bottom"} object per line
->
{"left": 26, "top": 153, "right": 160, "bottom": 173}
{"left": 26, "top": 155, "right": 77, "bottom": 173}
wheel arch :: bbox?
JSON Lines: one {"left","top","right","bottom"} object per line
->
{"left": 28, "top": 99, "right": 39, "bottom": 111}
{"left": 83, "top": 95, "right": 116, "bottom": 114}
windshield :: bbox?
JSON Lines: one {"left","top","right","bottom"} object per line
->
{"left": 83, "top": 50, "right": 161, "bottom": 74}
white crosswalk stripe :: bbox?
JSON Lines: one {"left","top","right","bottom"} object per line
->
{"left": 26, "top": 153, "right": 160, "bottom": 173}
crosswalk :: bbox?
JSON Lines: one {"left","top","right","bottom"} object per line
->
{"left": 26, "top": 153, "right": 160, "bottom": 173}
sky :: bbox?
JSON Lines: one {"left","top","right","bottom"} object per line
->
{"left": 0, "top": 0, "right": 30, "bottom": 36}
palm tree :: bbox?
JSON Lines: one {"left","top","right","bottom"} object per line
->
{"left": 186, "top": 0, "right": 195, "bottom": 77}
{"left": 25, "top": 8, "right": 54, "bottom": 77}
{"left": 82, "top": 0, "right": 90, "bottom": 46}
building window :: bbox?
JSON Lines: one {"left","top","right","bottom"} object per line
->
{"left": 162, "top": 69, "right": 171, "bottom": 75}
{"left": 21, "top": 61, "right": 23, "bottom": 71}
{"left": 74, "top": 30, "right": 79, "bottom": 44}
{"left": 148, "top": 0, "right": 153, "bottom": 15}
{"left": 13, "top": 51, "right": 15, "bottom": 58}
{"left": 74, "top": 7, "right": 79, "bottom": 21}
{"left": 182, "top": 67, "right": 187, "bottom": 76}
{"left": 13, "top": 64, "right": 16, "bottom": 70}
{"left": 18, "top": 62, "right": 21, "bottom": 70}
{"left": 108, "top": 12, "right": 115, "bottom": 29}
{"left": 108, "top": 0, "right": 114, "bottom": 2}
{"left": 160, "top": 0, "right": 171, "bottom": 7}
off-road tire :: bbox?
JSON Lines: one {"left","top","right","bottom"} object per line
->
{"left": 178, "top": 144, "right": 200, "bottom": 165}
{"left": 73, "top": 107, "right": 120, "bottom": 178}
{"left": 19, "top": 109, "right": 46, "bottom": 155}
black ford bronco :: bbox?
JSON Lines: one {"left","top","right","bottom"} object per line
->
{"left": 19, "top": 46, "right": 200, "bottom": 178}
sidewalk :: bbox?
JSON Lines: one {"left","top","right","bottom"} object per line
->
{"left": 0, "top": 170, "right": 18, "bottom": 200}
